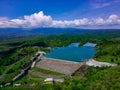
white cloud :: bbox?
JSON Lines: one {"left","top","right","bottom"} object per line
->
{"left": 0, "top": 17, "right": 17, "bottom": 28}
{"left": 93, "top": 17, "right": 105, "bottom": 25}
{"left": 0, "top": 11, "right": 120, "bottom": 28}
{"left": 11, "top": 11, "right": 52, "bottom": 28}
{"left": 90, "top": 0, "right": 120, "bottom": 9}
{"left": 52, "top": 18, "right": 89, "bottom": 28}
{"left": 92, "top": 14, "right": 120, "bottom": 27}
{"left": 106, "top": 14, "right": 120, "bottom": 25}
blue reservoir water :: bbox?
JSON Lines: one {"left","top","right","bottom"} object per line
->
{"left": 45, "top": 42, "right": 96, "bottom": 62}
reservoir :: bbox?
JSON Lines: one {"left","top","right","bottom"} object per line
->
{"left": 45, "top": 42, "right": 96, "bottom": 62}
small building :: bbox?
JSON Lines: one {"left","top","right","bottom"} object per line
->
{"left": 44, "top": 78, "right": 55, "bottom": 84}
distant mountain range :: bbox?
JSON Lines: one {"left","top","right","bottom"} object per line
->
{"left": 0, "top": 28, "right": 75, "bottom": 36}
{"left": 0, "top": 28, "right": 120, "bottom": 41}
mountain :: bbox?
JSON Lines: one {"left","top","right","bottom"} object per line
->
{"left": 0, "top": 28, "right": 78, "bottom": 40}
{"left": 0, "top": 28, "right": 120, "bottom": 41}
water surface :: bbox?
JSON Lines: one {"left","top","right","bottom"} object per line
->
{"left": 45, "top": 42, "right": 96, "bottom": 62}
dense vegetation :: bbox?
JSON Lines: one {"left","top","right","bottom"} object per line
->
{"left": 0, "top": 30, "right": 120, "bottom": 89}
{"left": 94, "top": 40, "right": 120, "bottom": 64}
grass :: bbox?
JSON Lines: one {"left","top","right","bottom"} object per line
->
{"left": 32, "top": 67, "right": 64, "bottom": 76}
{"left": 1, "top": 84, "right": 58, "bottom": 90}
{"left": 14, "top": 73, "right": 43, "bottom": 84}
{"left": 29, "top": 73, "right": 41, "bottom": 78}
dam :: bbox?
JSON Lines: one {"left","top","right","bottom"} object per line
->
{"left": 36, "top": 57, "right": 83, "bottom": 75}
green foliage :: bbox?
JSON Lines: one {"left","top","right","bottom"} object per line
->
{"left": 33, "top": 67, "right": 64, "bottom": 76}
{"left": 94, "top": 40, "right": 120, "bottom": 64}
{"left": 86, "top": 66, "right": 120, "bottom": 90}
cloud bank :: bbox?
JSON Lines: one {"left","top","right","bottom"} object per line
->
{"left": 0, "top": 11, "right": 120, "bottom": 28}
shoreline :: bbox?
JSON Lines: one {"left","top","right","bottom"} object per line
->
{"left": 43, "top": 57, "right": 83, "bottom": 64}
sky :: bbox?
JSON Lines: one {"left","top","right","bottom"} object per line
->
{"left": 0, "top": 0, "right": 120, "bottom": 29}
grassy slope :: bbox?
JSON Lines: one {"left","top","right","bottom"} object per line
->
{"left": 33, "top": 67, "right": 64, "bottom": 76}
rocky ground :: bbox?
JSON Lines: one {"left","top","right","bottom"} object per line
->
{"left": 86, "top": 59, "right": 117, "bottom": 67}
